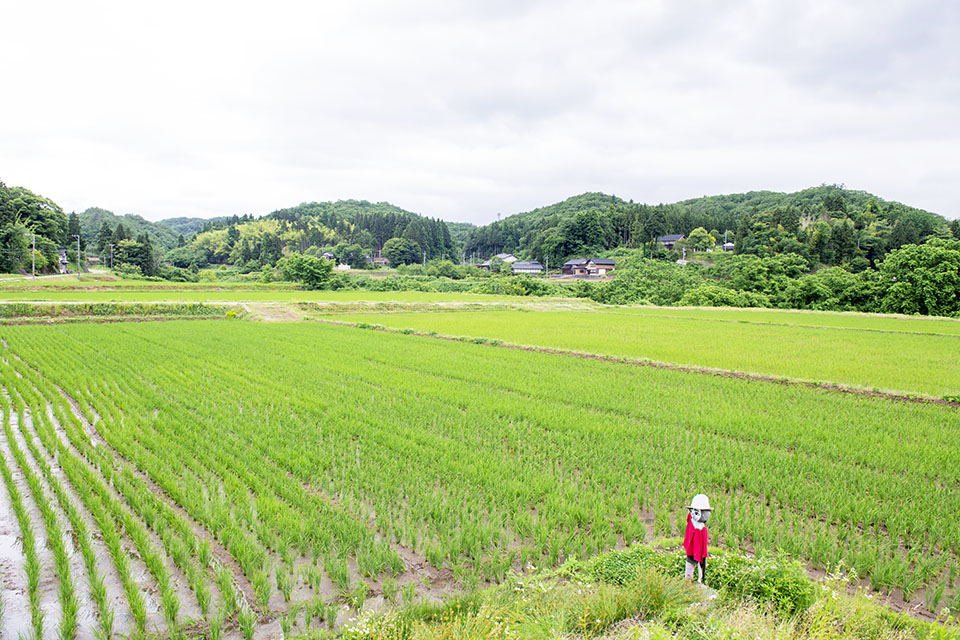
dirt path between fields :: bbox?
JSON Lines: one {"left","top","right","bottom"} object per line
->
{"left": 243, "top": 303, "right": 303, "bottom": 322}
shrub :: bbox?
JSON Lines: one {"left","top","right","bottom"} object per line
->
{"left": 589, "top": 545, "right": 816, "bottom": 616}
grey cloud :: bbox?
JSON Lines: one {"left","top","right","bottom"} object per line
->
{"left": 0, "top": 0, "right": 957, "bottom": 223}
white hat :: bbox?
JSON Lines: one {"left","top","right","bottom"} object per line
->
{"left": 687, "top": 494, "right": 712, "bottom": 511}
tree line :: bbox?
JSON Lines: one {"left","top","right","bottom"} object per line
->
{"left": 0, "top": 180, "right": 75, "bottom": 274}
{"left": 464, "top": 186, "right": 955, "bottom": 273}
{"left": 167, "top": 200, "right": 456, "bottom": 271}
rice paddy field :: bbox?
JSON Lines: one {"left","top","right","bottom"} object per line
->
{"left": 0, "top": 313, "right": 958, "bottom": 638}
{"left": 321, "top": 308, "right": 960, "bottom": 398}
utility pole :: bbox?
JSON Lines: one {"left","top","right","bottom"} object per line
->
{"left": 72, "top": 234, "right": 81, "bottom": 279}
{"left": 31, "top": 233, "right": 35, "bottom": 279}
{"left": 422, "top": 251, "right": 426, "bottom": 266}
{"left": 109, "top": 243, "right": 114, "bottom": 269}
{"left": 545, "top": 256, "right": 548, "bottom": 278}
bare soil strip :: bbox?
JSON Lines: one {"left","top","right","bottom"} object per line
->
{"left": 316, "top": 319, "right": 960, "bottom": 409}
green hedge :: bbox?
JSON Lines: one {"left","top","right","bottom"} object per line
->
{"left": 588, "top": 544, "right": 817, "bottom": 616}
{"left": 0, "top": 302, "right": 230, "bottom": 318}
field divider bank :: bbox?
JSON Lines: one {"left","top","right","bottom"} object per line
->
{"left": 314, "top": 318, "right": 960, "bottom": 410}
{"left": 0, "top": 301, "right": 241, "bottom": 324}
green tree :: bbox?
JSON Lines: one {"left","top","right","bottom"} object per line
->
{"left": 832, "top": 219, "right": 857, "bottom": 264}
{"left": 334, "top": 243, "right": 366, "bottom": 269}
{"left": 67, "top": 212, "right": 86, "bottom": 250}
{"left": 878, "top": 239, "right": 960, "bottom": 316}
{"left": 0, "top": 224, "right": 29, "bottom": 273}
{"left": 277, "top": 253, "right": 333, "bottom": 289}
{"left": 807, "top": 222, "right": 833, "bottom": 264}
{"left": 112, "top": 223, "right": 128, "bottom": 243}
{"left": 382, "top": 237, "right": 421, "bottom": 266}
{"left": 400, "top": 219, "right": 427, "bottom": 257}
{"left": 685, "top": 227, "right": 716, "bottom": 251}
{"left": 888, "top": 219, "right": 920, "bottom": 250}
{"left": 137, "top": 233, "right": 155, "bottom": 276}
{"left": 98, "top": 221, "right": 113, "bottom": 252}
{"left": 113, "top": 239, "right": 144, "bottom": 271}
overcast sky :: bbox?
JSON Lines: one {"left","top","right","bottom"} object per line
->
{"left": 2, "top": 0, "right": 958, "bottom": 224}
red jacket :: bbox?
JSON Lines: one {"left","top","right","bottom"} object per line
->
{"left": 683, "top": 513, "right": 709, "bottom": 562}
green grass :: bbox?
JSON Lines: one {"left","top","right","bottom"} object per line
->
{"left": 611, "top": 305, "right": 960, "bottom": 336}
{"left": 324, "top": 309, "right": 960, "bottom": 397}
{"left": 341, "top": 547, "right": 957, "bottom": 640}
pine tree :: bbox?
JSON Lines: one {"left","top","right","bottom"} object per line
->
{"left": 137, "top": 233, "right": 155, "bottom": 276}
{"left": 98, "top": 221, "right": 113, "bottom": 252}
{"left": 67, "top": 212, "right": 85, "bottom": 249}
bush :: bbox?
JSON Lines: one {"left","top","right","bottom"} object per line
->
{"left": 156, "top": 264, "right": 199, "bottom": 282}
{"left": 679, "top": 284, "right": 771, "bottom": 308}
{"left": 113, "top": 263, "right": 144, "bottom": 279}
{"left": 588, "top": 545, "right": 816, "bottom": 616}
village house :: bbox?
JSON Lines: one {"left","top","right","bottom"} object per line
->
{"left": 320, "top": 251, "right": 336, "bottom": 260}
{"left": 561, "top": 258, "right": 616, "bottom": 277}
{"left": 478, "top": 253, "right": 518, "bottom": 270}
{"left": 723, "top": 241, "right": 735, "bottom": 252}
{"left": 511, "top": 260, "right": 543, "bottom": 274}
{"left": 657, "top": 234, "right": 685, "bottom": 250}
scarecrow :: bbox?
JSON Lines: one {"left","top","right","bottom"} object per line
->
{"left": 683, "top": 493, "right": 711, "bottom": 583}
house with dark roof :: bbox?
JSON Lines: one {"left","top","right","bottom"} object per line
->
{"left": 511, "top": 260, "right": 543, "bottom": 274}
{"left": 320, "top": 251, "right": 336, "bottom": 260}
{"left": 561, "top": 258, "right": 616, "bottom": 277}
{"left": 657, "top": 234, "right": 685, "bottom": 250}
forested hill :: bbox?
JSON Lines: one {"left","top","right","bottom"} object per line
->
{"left": 165, "top": 199, "right": 458, "bottom": 270}
{"left": 156, "top": 216, "right": 231, "bottom": 238}
{"left": 464, "top": 185, "right": 953, "bottom": 269}
{"left": 77, "top": 207, "right": 215, "bottom": 253}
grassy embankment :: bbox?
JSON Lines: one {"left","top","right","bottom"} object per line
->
{"left": 340, "top": 542, "right": 958, "bottom": 640}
